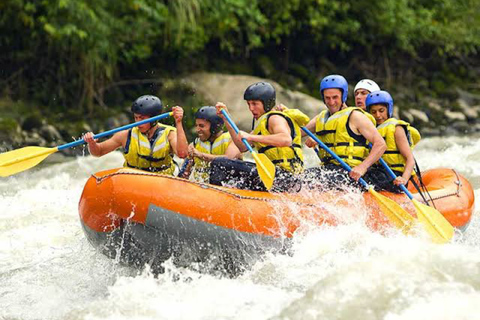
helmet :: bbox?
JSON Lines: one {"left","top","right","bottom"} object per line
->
{"left": 244, "top": 82, "right": 276, "bottom": 112}
{"left": 320, "top": 75, "right": 348, "bottom": 103}
{"left": 354, "top": 79, "right": 380, "bottom": 93}
{"left": 195, "top": 106, "right": 224, "bottom": 135}
{"left": 366, "top": 90, "right": 394, "bottom": 118}
{"left": 131, "top": 95, "right": 163, "bottom": 116}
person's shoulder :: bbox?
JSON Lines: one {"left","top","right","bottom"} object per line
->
{"left": 113, "top": 130, "right": 129, "bottom": 140}
{"left": 267, "top": 113, "right": 289, "bottom": 123}
{"left": 110, "top": 130, "right": 129, "bottom": 146}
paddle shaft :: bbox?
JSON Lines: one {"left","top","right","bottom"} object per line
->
{"left": 379, "top": 158, "right": 414, "bottom": 195}
{"left": 301, "top": 127, "right": 369, "bottom": 188}
{"left": 366, "top": 143, "right": 413, "bottom": 198}
{"left": 57, "top": 112, "right": 172, "bottom": 151}
{"left": 221, "top": 109, "right": 255, "bottom": 153}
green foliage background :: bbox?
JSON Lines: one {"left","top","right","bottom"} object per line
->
{"left": 1, "top": 0, "right": 479, "bottom": 132}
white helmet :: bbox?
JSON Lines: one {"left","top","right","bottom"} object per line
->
{"left": 354, "top": 79, "right": 380, "bottom": 93}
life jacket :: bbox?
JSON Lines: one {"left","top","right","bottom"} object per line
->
{"left": 252, "top": 109, "right": 309, "bottom": 174}
{"left": 123, "top": 125, "right": 176, "bottom": 175}
{"left": 192, "top": 132, "right": 232, "bottom": 182}
{"left": 315, "top": 107, "right": 376, "bottom": 167}
{"left": 377, "top": 117, "right": 421, "bottom": 173}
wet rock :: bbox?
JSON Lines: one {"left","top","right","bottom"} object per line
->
{"left": 456, "top": 88, "right": 480, "bottom": 106}
{"left": 39, "top": 124, "right": 62, "bottom": 142}
{"left": 23, "top": 132, "right": 47, "bottom": 147}
{"left": 22, "top": 114, "right": 44, "bottom": 131}
{"left": 420, "top": 127, "right": 441, "bottom": 136}
{"left": 441, "top": 125, "right": 459, "bottom": 136}
{"left": 408, "top": 109, "right": 429, "bottom": 123}
{"left": 105, "top": 114, "right": 130, "bottom": 130}
{"left": 427, "top": 100, "right": 443, "bottom": 112}
{"left": 444, "top": 110, "right": 466, "bottom": 121}
{"left": 400, "top": 110, "right": 414, "bottom": 123}
{"left": 451, "top": 121, "right": 470, "bottom": 133}
{"left": 457, "top": 99, "right": 478, "bottom": 120}
{"left": 472, "top": 123, "right": 480, "bottom": 132}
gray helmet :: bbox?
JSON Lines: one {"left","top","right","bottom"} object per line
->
{"left": 131, "top": 95, "right": 163, "bottom": 116}
{"left": 195, "top": 106, "right": 223, "bottom": 135}
{"left": 243, "top": 82, "right": 276, "bottom": 112}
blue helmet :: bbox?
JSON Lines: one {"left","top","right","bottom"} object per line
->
{"left": 366, "top": 90, "right": 394, "bottom": 118}
{"left": 320, "top": 75, "right": 348, "bottom": 103}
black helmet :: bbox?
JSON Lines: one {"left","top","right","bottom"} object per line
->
{"left": 195, "top": 106, "right": 223, "bottom": 135}
{"left": 131, "top": 95, "right": 163, "bottom": 116}
{"left": 243, "top": 82, "right": 276, "bottom": 112}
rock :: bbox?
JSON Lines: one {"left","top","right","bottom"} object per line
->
{"left": 427, "top": 100, "right": 443, "bottom": 112}
{"left": 451, "top": 121, "right": 470, "bottom": 133}
{"left": 22, "top": 114, "right": 45, "bottom": 131}
{"left": 440, "top": 125, "right": 458, "bottom": 136}
{"left": 473, "top": 123, "right": 480, "bottom": 132}
{"left": 105, "top": 114, "right": 130, "bottom": 130}
{"left": 399, "top": 110, "right": 414, "bottom": 123}
{"left": 23, "top": 132, "right": 47, "bottom": 147}
{"left": 39, "top": 124, "right": 62, "bottom": 142}
{"left": 444, "top": 110, "right": 466, "bottom": 121}
{"left": 457, "top": 99, "right": 478, "bottom": 120}
{"left": 182, "top": 72, "right": 324, "bottom": 129}
{"left": 420, "top": 127, "right": 441, "bottom": 136}
{"left": 409, "top": 109, "right": 429, "bottom": 123}
{"left": 456, "top": 88, "right": 480, "bottom": 106}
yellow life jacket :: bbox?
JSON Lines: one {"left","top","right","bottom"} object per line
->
{"left": 315, "top": 107, "right": 376, "bottom": 167}
{"left": 252, "top": 109, "right": 309, "bottom": 174}
{"left": 192, "top": 132, "right": 232, "bottom": 182}
{"left": 377, "top": 117, "right": 421, "bottom": 173}
{"left": 123, "top": 125, "right": 176, "bottom": 175}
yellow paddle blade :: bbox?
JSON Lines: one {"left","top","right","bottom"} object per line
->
{"left": 368, "top": 188, "right": 415, "bottom": 234}
{"left": 412, "top": 198, "right": 454, "bottom": 244}
{"left": 0, "top": 146, "right": 58, "bottom": 177}
{"left": 252, "top": 152, "right": 276, "bottom": 190}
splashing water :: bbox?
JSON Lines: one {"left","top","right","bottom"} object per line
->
{"left": 1, "top": 137, "right": 479, "bottom": 320}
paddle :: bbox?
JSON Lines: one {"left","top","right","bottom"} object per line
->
{"left": 220, "top": 109, "right": 275, "bottom": 190}
{"left": 0, "top": 112, "right": 173, "bottom": 177}
{"left": 377, "top": 157, "right": 454, "bottom": 243}
{"left": 301, "top": 127, "right": 415, "bottom": 233}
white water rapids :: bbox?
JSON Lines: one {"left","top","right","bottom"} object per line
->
{"left": 1, "top": 136, "right": 480, "bottom": 320}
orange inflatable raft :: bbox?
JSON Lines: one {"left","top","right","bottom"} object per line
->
{"left": 79, "top": 167, "right": 474, "bottom": 272}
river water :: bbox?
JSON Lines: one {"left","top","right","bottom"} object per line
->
{"left": 1, "top": 136, "right": 479, "bottom": 320}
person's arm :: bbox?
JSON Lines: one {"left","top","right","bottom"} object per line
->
{"left": 169, "top": 106, "right": 188, "bottom": 158}
{"left": 302, "top": 115, "right": 319, "bottom": 148}
{"left": 215, "top": 102, "right": 248, "bottom": 152}
{"left": 238, "top": 115, "right": 292, "bottom": 147}
{"left": 224, "top": 141, "right": 241, "bottom": 159}
{"left": 394, "top": 126, "right": 415, "bottom": 185}
{"left": 349, "top": 111, "right": 386, "bottom": 181}
{"left": 83, "top": 131, "right": 127, "bottom": 157}
{"left": 302, "top": 115, "right": 318, "bottom": 137}
{"left": 191, "top": 140, "right": 241, "bottom": 162}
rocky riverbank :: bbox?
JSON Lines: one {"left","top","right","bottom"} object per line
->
{"left": 1, "top": 73, "right": 479, "bottom": 155}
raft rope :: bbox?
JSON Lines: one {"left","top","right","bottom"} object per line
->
{"left": 91, "top": 168, "right": 463, "bottom": 207}
{"left": 92, "top": 170, "right": 292, "bottom": 203}
{"left": 416, "top": 169, "right": 462, "bottom": 206}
